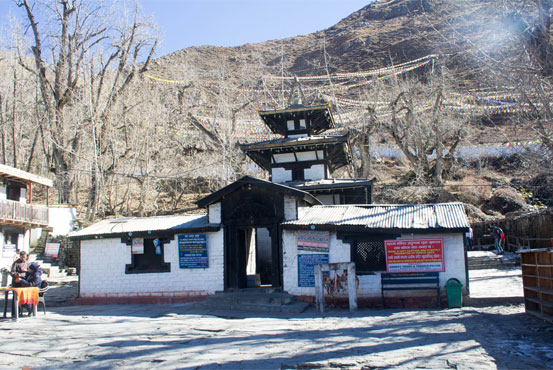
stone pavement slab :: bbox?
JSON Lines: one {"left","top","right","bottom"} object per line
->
{"left": 1, "top": 267, "right": 552, "bottom": 369}
{"left": 1, "top": 302, "right": 552, "bottom": 369}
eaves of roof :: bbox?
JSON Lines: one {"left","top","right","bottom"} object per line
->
{"left": 196, "top": 176, "right": 321, "bottom": 208}
{"left": 68, "top": 214, "right": 219, "bottom": 240}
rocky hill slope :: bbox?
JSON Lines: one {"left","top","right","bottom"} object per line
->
{"left": 137, "top": 0, "right": 552, "bottom": 223}
{"left": 148, "top": 0, "right": 533, "bottom": 84}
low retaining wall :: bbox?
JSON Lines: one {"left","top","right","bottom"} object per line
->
{"left": 294, "top": 294, "right": 445, "bottom": 309}
{"left": 73, "top": 294, "right": 207, "bottom": 305}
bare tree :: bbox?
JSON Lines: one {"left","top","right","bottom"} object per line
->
{"left": 14, "top": 0, "right": 157, "bottom": 207}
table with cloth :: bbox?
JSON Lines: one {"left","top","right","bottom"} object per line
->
{"left": 1, "top": 287, "right": 39, "bottom": 320}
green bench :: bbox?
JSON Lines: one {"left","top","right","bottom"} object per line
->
{"left": 381, "top": 272, "right": 441, "bottom": 308}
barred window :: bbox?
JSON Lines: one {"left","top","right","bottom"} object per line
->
{"left": 353, "top": 240, "right": 386, "bottom": 273}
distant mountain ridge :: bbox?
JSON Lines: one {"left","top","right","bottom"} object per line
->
{"left": 148, "top": 0, "right": 535, "bottom": 84}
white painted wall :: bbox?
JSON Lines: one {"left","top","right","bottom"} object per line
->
{"left": 0, "top": 231, "right": 30, "bottom": 272}
{"left": 304, "top": 164, "right": 325, "bottom": 181}
{"left": 272, "top": 167, "right": 292, "bottom": 183}
{"left": 0, "top": 186, "right": 6, "bottom": 200}
{"left": 273, "top": 153, "right": 296, "bottom": 163}
{"left": 79, "top": 230, "right": 225, "bottom": 297}
{"left": 296, "top": 151, "right": 317, "bottom": 161}
{"left": 399, "top": 233, "right": 467, "bottom": 290}
{"left": 316, "top": 194, "right": 341, "bottom": 205}
{"left": 282, "top": 230, "right": 350, "bottom": 296}
{"left": 208, "top": 203, "right": 221, "bottom": 224}
{"left": 20, "top": 188, "right": 26, "bottom": 204}
{"left": 282, "top": 230, "right": 467, "bottom": 297}
{"left": 283, "top": 195, "right": 297, "bottom": 221}
{"left": 0, "top": 233, "right": 10, "bottom": 274}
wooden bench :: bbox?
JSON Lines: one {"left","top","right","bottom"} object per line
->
{"left": 381, "top": 272, "right": 440, "bottom": 308}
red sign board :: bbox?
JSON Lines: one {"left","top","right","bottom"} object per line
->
{"left": 297, "top": 230, "right": 330, "bottom": 252}
{"left": 384, "top": 238, "right": 444, "bottom": 273}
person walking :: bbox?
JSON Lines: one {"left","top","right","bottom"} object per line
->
{"left": 466, "top": 227, "right": 473, "bottom": 251}
{"left": 487, "top": 225, "right": 504, "bottom": 255}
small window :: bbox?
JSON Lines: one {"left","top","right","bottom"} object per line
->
{"left": 126, "top": 238, "right": 170, "bottom": 274}
{"left": 287, "top": 120, "right": 295, "bottom": 131}
{"left": 352, "top": 240, "right": 386, "bottom": 274}
{"left": 299, "top": 119, "right": 306, "bottom": 129}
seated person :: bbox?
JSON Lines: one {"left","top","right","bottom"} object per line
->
{"left": 13, "top": 262, "right": 42, "bottom": 288}
{"left": 13, "top": 248, "right": 21, "bottom": 262}
{"left": 11, "top": 251, "right": 29, "bottom": 287}
{"left": 12, "top": 263, "right": 42, "bottom": 316}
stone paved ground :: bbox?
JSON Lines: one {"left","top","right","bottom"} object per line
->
{"left": 1, "top": 267, "right": 552, "bottom": 369}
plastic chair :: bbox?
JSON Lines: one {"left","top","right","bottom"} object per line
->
{"left": 37, "top": 280, "right": 49, "bottom": 315}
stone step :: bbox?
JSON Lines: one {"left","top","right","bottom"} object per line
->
{"left": 194, "top": 300, "right": 309, "bottom": 313}
{"left": 28, "top": 254, "right": 69, "bottom": 279}
{"left": 198, "top": 289, "right": 309, "bottom": 313}
{"left": 204, "top": 291, "right": 294, "bottom": 306}
{"left": 467, "top": 251, "right": 520, "bottom": 270}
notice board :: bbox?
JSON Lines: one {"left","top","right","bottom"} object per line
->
{"left": 44, "top": 243, "right": 60, "bottom": 258}
{"left": 297, "top": 230, "right": 330, "bottom": 252}
{"left": 132, "top": 238, "right": 144, "bottom": 254}
{"left": 297, "top": 253, "right": 329, "bottom": 287}
{"left": 384, "top": 238, "right": 444, "bottom": 273}
{"left": 2, "top": 243, "right": 16, "bottom": 259}
{"left": 178, "top": 234, "right": 208, "bottom": 269}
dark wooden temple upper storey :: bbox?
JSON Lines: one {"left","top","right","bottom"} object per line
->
{"left": 258, "top": 103, "right": 336, "bottom": 138}
{"left": 241, "top": 103, "right": 372, "bottom": 205}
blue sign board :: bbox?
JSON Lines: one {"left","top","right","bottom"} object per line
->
{"left": 178, "top": 234, "right": 208, "bottom": 269}
{"left": 298, "top": 254, "right": 329, "bottom": 287}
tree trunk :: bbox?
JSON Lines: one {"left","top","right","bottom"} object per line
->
{"left": 354, "top": 132, "right": 371, "bottom": 178}
{"left": 11, "top": 71, "right": 17, "bottom": 168}
{"left": 0, "top": 94, "right": 5, "bottom": 164}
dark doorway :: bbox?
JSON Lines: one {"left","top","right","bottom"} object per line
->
{"left": 6, "top": 181, "right": 22, "bottom": 201}
{"left": 225, "top": 224, "right": 281, "bottom": 290}
{"left": 221, "top": 186, "right": 285, "bottom": 291}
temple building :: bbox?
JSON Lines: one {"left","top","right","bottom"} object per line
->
{"left": 241, "top": 103, "right": 372, "bottom": 204}
{"left": 71, "top": 103, "right": 470, "bottom": 309}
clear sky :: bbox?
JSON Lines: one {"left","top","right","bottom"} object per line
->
{"left": 140, "top": 0, "right": 371, "bottom": 55}
{"left": 0, "top": 0, "right": 371, "bottom": 57}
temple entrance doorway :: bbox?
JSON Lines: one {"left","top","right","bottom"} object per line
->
{"left": 196, "top": 177, "right": 320, "bottom": 292}
{"left": 225, "top": 224, "right": 281, "bottom": 290}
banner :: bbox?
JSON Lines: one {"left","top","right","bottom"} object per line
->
{"left": 384, "top": 238, "right": 444, "bottom": 273}
{"left": 297, "top": 230, "right": 330, "bottom": 252}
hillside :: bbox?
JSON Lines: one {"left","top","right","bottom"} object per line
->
{"left": 148, "top": 0, "right": 532, "bottom": 84}
{"left": 135, "top": 0, "right": 552, "bottom": 222}
{"left": 2, "top": 0, "right": 551, "bottom": 223}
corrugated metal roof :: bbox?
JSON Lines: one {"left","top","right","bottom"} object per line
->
{"left": 284, "top": 203, "right": 469, "bottom": 230}
{"left": 69, "top": 214, "right": 213, "bottom": 238}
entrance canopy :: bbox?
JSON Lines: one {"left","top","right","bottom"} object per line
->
{"left": 196, "top": 176, "right": 321, "bottom": 209}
